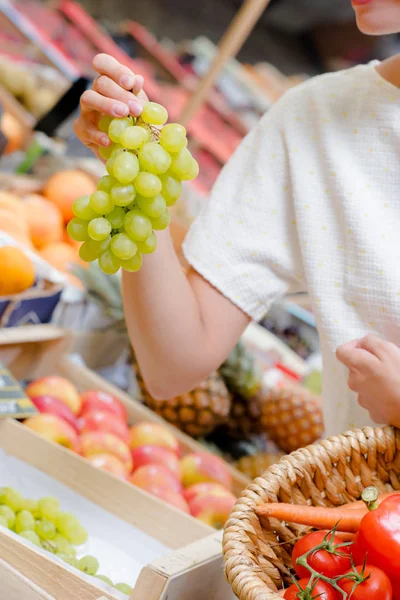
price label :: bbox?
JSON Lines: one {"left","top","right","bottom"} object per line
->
{"left": 0, "top": 362, "right": 37, "bottom": 418}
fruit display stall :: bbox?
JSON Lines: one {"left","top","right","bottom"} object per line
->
{"left": 0, "top": 325, "right": 243, "bottom": 599}
{"left": 0, "top": 2, "right": 326, "bottom": 598}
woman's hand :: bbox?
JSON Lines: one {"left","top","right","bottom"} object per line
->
{"left": 74, "top": 54, "right": 147, "bottom": 158}
{"left": 336, "top": 335, "right": 400, "bottom": 427}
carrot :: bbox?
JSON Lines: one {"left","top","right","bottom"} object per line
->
{"left": 256, "top": 503, "right": 365, "bottom": 532}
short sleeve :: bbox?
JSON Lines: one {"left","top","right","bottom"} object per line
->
{"left": 182, "top": 103, "right": 307, "bottom": 322}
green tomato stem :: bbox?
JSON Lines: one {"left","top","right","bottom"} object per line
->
{"left": 361, "top": 486, "right": 379, "bottom": 511}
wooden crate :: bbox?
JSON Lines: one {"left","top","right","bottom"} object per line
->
{"left": 2, "top": 325, "right": 250, "bottom": 496}
{"left": 0, "top": 326, "right": 238, "bottom": 600}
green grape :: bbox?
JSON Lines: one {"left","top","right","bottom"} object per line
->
{"left": 15, "top": 510, "right": 35, "bottom": 533}
{"left": 58, "top": 554, "right": 79, "bottom": 568}
{"left": 72, "top": 195, "right": 97, "bottom": 221}
{"left": 88, "top": 218, "right": 112, "bottom": 241}
{"left": 160, "top": 173, "right": 182, "bottom": 206}
{"left": 79, "top": 241, "right": 99, "bottom": 262}
{"left": 67, "top": 218, "right": 89, "bottom": 242}
{"left": 78, "top": 555, "right": 99, "bottom": 576}
{"left": 137, "top": 231, "right": 157, "bottom": 255}
{"left": 134, "top": 172, "right": 162, "bottom": 198}
{"left": 120, "top": 253, "right": 143, "bottom": 273}
{"left": 97, "top": 175, "right": 115, "bottom": 193}
{"left": 23, "top": 499, "right": 39, "bottom": 518}
{"left": 159, "top": 123, "right": 187, "bottom": 154}
{"left": 170, "top": 148, "right": 199, "bottom": 181}
{"left": 99, "top": 145, "right": 113, "bottom": 160}
{"left": 110, "top": 233, "right": 137, "bottom": 260}
{"left": 121, "top": 125, "right": 149, "bottom": 150}
{"left": 56, "top": 513, "right": 78, "bottom": 537}
{"left": 141, "top": 102, "right": 168, "bottom": 125}
{"left": 138, "top": 142, "right": 172, "bottom": 175}
{"left": 56, "top": 513, "right": 88, "bottom": 544}
{"left": 124, "top": 209, "right": 152, "bottom": 242}
{"left": 2, "top": 488, "right": 24, "bottom": 512}
{"left": 98, "top": 115, "right": 112, "bottom": 133}
{"left": 108, "top": 117, "right": 132, "bottom": 143}
{"left": 99, "top": 249, "right": 121, "bottom": 275}
{"left": 89, "top": 191, "right": 114, "bottom": 215}
{"left": 47, "top": 533, "right": 76, "bottom": 557}
{"left": 38, "top": 497, "right": 60, "bottom": 523}
{"left": 110, "top": 183, "right": 136, "bottom": 207}
{"left": 35, "top": 519, "right": 56, "bottom": 540}
{"left": 68, "top": 523, "right": 88, "bottom": 545}
{"left": 97, "top": 575, "right": 114, "bottom": 586}
{"left": 106, "top": 206, "right": 126, "bottom": 229}
{"left": 105, "top": 147, "right": 124, "bottom": 176}
{"left": 19, "top": 531, "right": 41, "bottom": 546}
{"left": 115, "top": 583, "right": 133, "bottom": 595}
{"left": 151, "top": 209, "right": 171, "bottom": 231}
{"left": 113, "top": 152, "right": 140, "bottom": 184}
{"left": 137, "top": 194, "right": 166, "bottom": 219}
{"left": 0, "top": 505, "right": 16, "bottom": 528}
{"left": 0, "top": 516, "right": 8, "bottom": 528}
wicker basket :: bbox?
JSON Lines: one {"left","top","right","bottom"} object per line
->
{"left": 223, "top": 426, "right": 400, "bottom": 600}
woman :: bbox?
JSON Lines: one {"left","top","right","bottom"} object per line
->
{"left": 74, "top": 0, "right": 400, "bottom": 436}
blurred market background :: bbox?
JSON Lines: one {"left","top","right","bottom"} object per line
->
{"left": 0, "top": 0, "right": 396, "bottom": 472}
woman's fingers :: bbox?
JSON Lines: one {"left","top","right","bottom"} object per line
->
{"left": 74, "top": 116, "right": 110, "bottom": 147}
{"left": 94, "top": 76, "right": 143, "bottom": 116}
{"left": 92, "top": 53, "right": 140, "bottom": 91}
{"left": 80, "top": 89, "right": 129, "bottom": 118}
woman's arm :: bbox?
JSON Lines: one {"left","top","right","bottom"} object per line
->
{"left": 122, "top": 231, "right": 250, "bottom": 399}
{"left": 74, "top": 54, "right": 250, "bottom": 398}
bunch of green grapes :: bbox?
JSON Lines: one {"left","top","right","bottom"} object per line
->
{"left": 0, "top": 487, "right": 132, "bottom": 593}
{"left": 68, "top": 101, "right": 199, "bottom": 274}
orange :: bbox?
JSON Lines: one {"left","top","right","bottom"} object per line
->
{"left": 43, "top": 170, "right": 96, "bottom": 223}
{"left": 0, "top": 192, "right": 26, "bottom": 220}
{"left": 1, "top": 113, "right": 24, "bottom": 154}
{"left": 23, "top": 194, "right": 63, "bottom": 249}
{"left": 0, "top": 245, "right": 35, "bottom": 296}
{"left": 40, "top": 241, "right": 82, "bottom": 272}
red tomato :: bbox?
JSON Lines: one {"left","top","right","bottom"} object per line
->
{"left": 292, "top": 531, "right": 351, "bottom": 579}
{"left": 338, "top": 565, "right": 392, "bottom": 600}
{"left": 284, "top": 578, "right": 338, "bottom": 600}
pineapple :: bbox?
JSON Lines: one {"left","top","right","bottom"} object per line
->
{"left": 219, "top": 340, "right": 262, "bottom": 398}
{"left": 134, "top": 363, "right": 231, "bottom": 438}
{"left": 258, "top": 382, "right": 324, "bottom": 453}
{"left": 236, "top": 452, "right": 284, "bottom": 480}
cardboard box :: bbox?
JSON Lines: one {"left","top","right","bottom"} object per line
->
{"left": 0, "top": 326, "right": 239, "bottom": 600}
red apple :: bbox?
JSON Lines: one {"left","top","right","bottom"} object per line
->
{"left": 78, "top": 410, "right": 130, "bottom": 443}
{"left": 131, "top": 445, "right": 181, "bottom": 479}
{"left": 180, "top": 453, "right": 233, "bottom": 490}
{"left": 86, "top": 453, "right": 127, "bottom": 480}
{"left": 80, "top": 390, "right": 127, "bottom": 422}
{"left": 189, "top": 490, "right": 237, "bottom": 529}
{"left": 26, "top": 377, "right": 81, "bottom": 415}
{"left": 24, "top": 414, "right": 81, "bottom": 453}
{"left": 30, "top": 395, "right": 79, "bottom": 431}
{"left": 80, "top": 431, "right": 133, "bottom": 474}
{"left": 129, "top": 464, "right": 182, "bottom": 494}
{"left": 129, "top": 422, "right": 180, "bottom": 456}
{"left": 151, "top": 489, "right": 190, "bottom": 513}
{"left": 183, "top": 482, "right": 231, "bottom": 504}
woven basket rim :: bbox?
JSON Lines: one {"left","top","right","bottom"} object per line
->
{"left": 223, "top": 425, "right": 400, "bottom": 600}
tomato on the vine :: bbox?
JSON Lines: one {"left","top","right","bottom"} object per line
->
{"left": 292, "top": 531, "right": 351, "bottom": 579}
{"left": 338, "top": 565, "right": 392, "bottom": 600}
{"left": 283, "top": 578, "right": 338, "bottom": 600}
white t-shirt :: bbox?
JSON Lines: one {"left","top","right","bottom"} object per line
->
{"left": 183, "top": 61, "right": 400, "bottom": 438}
